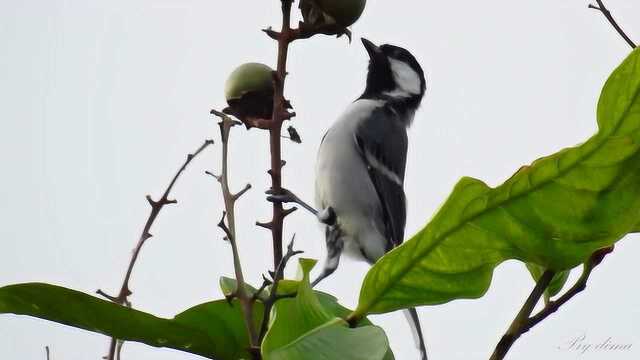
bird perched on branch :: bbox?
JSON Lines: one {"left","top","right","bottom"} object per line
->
{"left": 270, "top": 37, "right": 428, "bottom": 359}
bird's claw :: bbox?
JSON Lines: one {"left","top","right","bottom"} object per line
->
{"left": 266, "top": 188, "right": 298, "bottom": 204}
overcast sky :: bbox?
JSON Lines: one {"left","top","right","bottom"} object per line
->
{"left": 1, "top": 1, "right": 640, "bottom": 359}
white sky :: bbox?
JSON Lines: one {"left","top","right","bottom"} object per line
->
{"left": 1, "top": 1, "right": 639, "bottom": 359}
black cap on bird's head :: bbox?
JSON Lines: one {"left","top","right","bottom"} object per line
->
{"left": 360, "top": 38, "right": 426, "bottom": 106}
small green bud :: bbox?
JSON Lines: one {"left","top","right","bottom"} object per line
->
{"left": 300, "top": 0, "right": 366, "bottom": 28}
{"left": 223, "top": 63, "right": 275, "bottom": 125}
{"left": 317, "top": 0, "right": 366, "bottom": 26}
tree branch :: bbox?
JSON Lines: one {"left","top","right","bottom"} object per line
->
{"left": 490, "top": 270, "right": 556, "bottom": 360}
{"left": 210, "top": 109, "right": 259, "bottom": 356}
{"left": 589, "top": 1, "right": 636, "bottom": 49}
{"left": 490, "top": 246, "right": 613, "bottom": 360}
{"left": 264, "top": 0, "right": 295, "bottom": 276}
{"left": 246, "top": 1, "right": 351, "bottom": 276}
{"left": 97, "top": 139, "right": 214, "bottom": 360}
{"left": 524, "top": 246, "right": 614, "bottom": 332}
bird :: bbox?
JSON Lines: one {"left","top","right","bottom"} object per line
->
{"left": 269, "top": 37, "right": 428, "bottom": 359}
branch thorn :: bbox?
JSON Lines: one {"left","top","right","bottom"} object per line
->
{"left": 256, "top": 221, "right": 274, "bottom": 230}
{"left": 233, "top": 184, "right": 252, "bottom": 201}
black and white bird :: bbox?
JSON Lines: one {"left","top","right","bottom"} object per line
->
{"left": 272, "top": 38, "right": 428, "bottom": 359}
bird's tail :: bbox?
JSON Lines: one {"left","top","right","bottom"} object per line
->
{"left": 403, "top": 307, "right": 428, "bottom": 360}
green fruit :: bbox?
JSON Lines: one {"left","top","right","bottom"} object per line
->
{"left": 316, "top": 0, "right": 366, "bottom": 27}
{"left": 224, "top": 62, "right": 274, "bottom": 102}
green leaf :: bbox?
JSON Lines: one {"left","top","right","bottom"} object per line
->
{"left": 525, "top": 264, "right": 570, "bottom": 299}
{"left": 174, "top": 299, "right": 264, "bottom": 360}
{"left": 262, "top": 259, "right": 392, "bottom": 360}
{"left": 262, "top": 259, "right": 334, "bottom": 354}
{"left": 354, "top": 48, "right": 640, "bottom": 316}
{"left": 314, "top": 292, "right": 395, "bottom": 360}
{"left": 220, "top": 276, "right": 267, "bottom": 302}
{"left": 267, "top": 319, "right": 389, "bottom": 360}
{"left": 0, "top": 283, "right": 261, "bottom": 359}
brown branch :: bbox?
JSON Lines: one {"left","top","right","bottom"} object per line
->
{"left": 97, "top": 139, "right": 214, "bottom": 360}
{"left": 256, "top": 1, "right": 351, "bottom": 276}
{"left": 262, "top": 20, "right": 352, "bottom": 43}
{"left": 490, "top": 246, "right": 613, "bottom": 360}
{"left": 263, "top": 0, "right": 295, "bottom": 276}
{"left": 115, "top": 340, "right": 124, "bottom": 360}
{"left": 524, "top": 246, "right": 614, "bottom": 331}
{"left": 589, "top": 1, "right": 636, "bottom": 49}
{"left": 210, "top": 109, "right": 259, "bottom": 356}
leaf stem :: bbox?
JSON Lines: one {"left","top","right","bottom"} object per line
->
{"left": 97, "top": 139, "right": 214, "bottom": 360}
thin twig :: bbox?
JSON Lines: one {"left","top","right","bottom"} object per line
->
{"left": 210, "top": 109, "right": 259, "bottom": 357}
{"left": 97, "top": 139, "right": 214, "bottom": 360}
{"left": 45, "top": 346, "right": 50, "bottom": 360}
{"left": 258, "top": 235, "right": 303, "bottom": 340}
{"left": 115, "top": 340, "right": 124, "bottom": 360}
{"left": 490, "top": 246, "right": 613, "bottom": 360}
{"left": 589, "top": 1, "right": 636, "bottom": 49}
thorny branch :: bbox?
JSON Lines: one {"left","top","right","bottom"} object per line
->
{"left": 490, "top": 247, "right": 614, "bottom": 360}
{"left": 264, "top": 0, "right": 296, "bottom": 275}
{"left": 589, "top": 0, "right": 636, "bottom": 49}
{"left": 97, "top": 139, "right": 214, "bottom": 360}
{"left": 209, "top": 109, "right": 259, "bottom": 355}
{"left": 242, "top": 0, "right": 349, "bottom": 276}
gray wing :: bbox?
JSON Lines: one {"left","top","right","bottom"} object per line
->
{"left": 354, "top": 107, "right": 408, "bottom": 250}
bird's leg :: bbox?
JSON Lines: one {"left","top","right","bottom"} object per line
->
{"left": 267, "top": 188, "right": 336, "bottom": 226}
{"left": 267, "top": 188, "right": 317, "bottom": 215}
{"left": 311, "top": 225, "right": 343, "bottom": 287}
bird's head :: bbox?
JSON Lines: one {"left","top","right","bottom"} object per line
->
{"left": 360, "top": 38, "right": 426, "bottom": 105}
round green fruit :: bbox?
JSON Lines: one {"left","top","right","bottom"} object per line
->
{"left": 316, "top": 0, "right": 366, "bottom": 27}
{"left": 224, "top": 62, "right": 274, "bottom": 102}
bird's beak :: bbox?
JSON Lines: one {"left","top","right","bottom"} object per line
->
{"left": 361, "top": 38, "right": 381, "bottom": 60}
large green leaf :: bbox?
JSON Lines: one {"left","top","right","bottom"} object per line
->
{"left": 354, "top": 48, "right": 640, "bottom": 316}
{"left": 0, "top": 283, "right": 261, "bottom": 359}
{"left": 262, "top": 259, "right": 391, "bottom": 360}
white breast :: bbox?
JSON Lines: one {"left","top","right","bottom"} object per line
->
{"left": 314, "top": 99, "right": 388, "bottom": 262}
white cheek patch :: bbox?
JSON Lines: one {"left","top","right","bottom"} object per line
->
{"left": 385, "top": 58, "right": 422, "bottom": 98}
